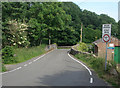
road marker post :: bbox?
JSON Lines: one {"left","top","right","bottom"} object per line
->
{"left": 102, "top": 24, "right": 111, "bottom": 71}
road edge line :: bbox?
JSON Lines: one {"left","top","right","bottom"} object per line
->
{"left": 68, "top": 53, "right": 93, "bottom": 84}
{"left": 2, "top": 49, "right": 56, "bottom": 75}
{"left": 68, "top": 53, "right": 92, "bottom": 75}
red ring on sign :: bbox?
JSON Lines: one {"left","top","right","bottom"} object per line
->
{"left": 103, "top": 34, "right": 110, "bottom": 42}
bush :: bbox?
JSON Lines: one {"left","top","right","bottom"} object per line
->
{"left": 2, "top": 46, "right": 17, "bottom": 64}
{"left": 77, "top": 42, "right": 88, "bottom": 52}
{"left": 87, "top": 43, "right": 94, "bottom": 53}
{"left": 2, "top": 63, "right": 7, "bottom": 72}
{"left": 53, "top": 43, "right": 57, "bottom": 46}
{"left": 107, "top": 60, "right": 117, "bottom": 73}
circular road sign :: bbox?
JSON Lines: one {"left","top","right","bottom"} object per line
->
{"left": 103, "top": 34, "right": 110, "bottom": 42}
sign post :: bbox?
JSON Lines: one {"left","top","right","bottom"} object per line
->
{"left": 102, "top": 24, "right": 111, "bottom": 71}
{"left": 105, "top": 42, "right": 108, "bottom": 71}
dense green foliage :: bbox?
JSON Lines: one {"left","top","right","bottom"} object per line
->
{"left": 28, "top": 2, "right": 72, "bottom": 46}
{"left": 83, "top": 27, "right": 101, "bottom": 43}
{"left": 2, "top": 46, "right": 17, "bottom": 64}
{"left": 2, "top": 63, "right": 7, "bottom": 72}
{"left": 2, "top": 2, "right": 73, "bottom": 47}
{"left": 61, "top": 2, "right": 82, "bottom": 43}
{"left": 118, "top": 20, "right": 120, "bottom": 39}
{"left": 2, "top": 2, "right": 118, "bottom": 47}
{"left": 75, "top": 54, "right": 119, "bottom": 88}
{"left": 62, "top": 2, "right": 118, "bottom": 43}
{"left": 77, "top": 42, "right": 88, "bottom": 52}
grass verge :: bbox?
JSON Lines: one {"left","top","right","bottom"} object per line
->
{"left": 2, "top": 63, "right": 7, "bottom": 72}
{"left": 13, "top": 44, "right": 46, "bottom": 63}
{"left": 74, "top": 53, "right": 120, "bottom": 88}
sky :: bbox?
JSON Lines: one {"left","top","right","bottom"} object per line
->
{"left": 118, "top": 2, "right": 120, "bottom": 20}
{"left": 59, "top": 0, "right": 119, "bottom": 22}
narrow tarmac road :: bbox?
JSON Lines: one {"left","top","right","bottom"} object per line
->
{"left": 2, "top": 49, "right": 110, "bottom": 87}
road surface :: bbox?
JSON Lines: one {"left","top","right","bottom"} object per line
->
{"left": 2, "top": 49, "right": 110, "bottom": 86}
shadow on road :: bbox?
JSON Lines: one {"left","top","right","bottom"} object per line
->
{"left": 36, "top": 70, "right": 110, "bottom": 87}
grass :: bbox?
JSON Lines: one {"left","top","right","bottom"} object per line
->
{"left": 2, "top": 63, "right": 7, "bottom": 72}
{"left": 12, "top": 44, "right": 46, "bottom": 64}
{"left": 75, "top": 54, "right": 120, "bottom": 88}
{"left": 117, "top": 65, "right": 120, "bottom": 73}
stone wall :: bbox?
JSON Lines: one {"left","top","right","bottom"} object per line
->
{"left": 57, "top": 46, "right": 72, "bottom": 49}
{"left": 45, "top": 44, "right": 57, "bottom": 51}
{"left": 69, "top": 45, "right": 96, "bottom": 57}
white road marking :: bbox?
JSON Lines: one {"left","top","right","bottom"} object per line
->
{"left": 9, "top": 68, "right": 18, "bottom": 72}
{"left": 24, "top": 64, "right": 28, "bottom": 67}
{"left": 68, "top": 53, "right": 92, "bottom": 76}
{"left": 2, "top": 72, "right": 9, "bottom": 74}
{"left": 2, "top": 67, "right": 22, "bottom": 74}
{"left": 35, "top": 58, "right": 39, "bottom": 61}
{"left": 2, "top": 49, "right": 55, "bottom": 75}
{"left": 40, "top": 55, "right": 45, "bottom": 58}
{"left": 28, "top": 62, "right": 32, "bottom": 64}
{"left": 68, "top": 53, "right": 93, "bottom": 83}
{"left": 16, "top": 67, "right": 22, "bottom": 70}
{"left": 90, "top": 78, "right": 93, "bottom": 83}
{"left": 33, "top": 59, "right": 37, "bottom": 62}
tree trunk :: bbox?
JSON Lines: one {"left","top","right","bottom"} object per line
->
{"left": 40, "top": 39, "right": 42, "bottom": 46}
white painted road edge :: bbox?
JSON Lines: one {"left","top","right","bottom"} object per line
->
{"left": 68, "top": 53, "right": 93, "bottom": 84}
{"left": 2, "top": 49, "right": 55, "bottom": 75}
{"left": 2, "top": 49, "right": 93, "bottom": 83}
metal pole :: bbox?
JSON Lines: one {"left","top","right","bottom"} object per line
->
{"left": 105, "top": 42, "right": 108, "bottom": 71}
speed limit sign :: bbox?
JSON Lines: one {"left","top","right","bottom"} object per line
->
{"left": 102, "top": 24, "right": 111, "bottom": 71}
{"left": 102, "top": 24, "right": 111, "bottom": 43}
{"left": 103, "top": 34, "right": 110, "bottom": 42}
